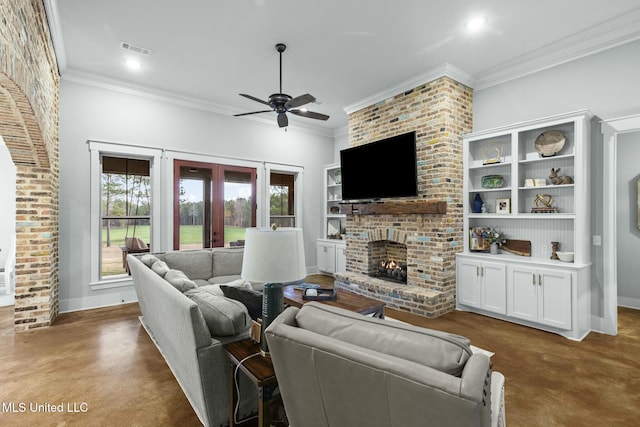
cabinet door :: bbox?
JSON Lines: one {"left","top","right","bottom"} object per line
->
{"left": 482, "top": 262, "right": 507, "bottom": 314}
{"left": 335, "top": 244, "right": 346, "bottom": 273}
{"left": 317, "top": 243, "right": 336, "bottom": 273}
{"left": 457, "top": 260, "right": 482, "bottom": 308}
{"left": 507, "top": 266, "right": 538, "bottom": 322}
{"left": 538, "top": 269, "right": 572, "bottom": 330}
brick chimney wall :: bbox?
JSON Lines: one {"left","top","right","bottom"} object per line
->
{"left": 336, "top": 76, "right": 472, "bottom": 317}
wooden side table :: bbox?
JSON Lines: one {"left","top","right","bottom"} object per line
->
{"left": 224, "top": 338, "right": 285, "bottom": 427}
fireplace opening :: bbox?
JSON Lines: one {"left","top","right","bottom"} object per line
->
{"left": 370, "top": 259, "right": 407, "bottom": 283}
{"left": 368, "top": 240, "right": 408, "bottom": 284}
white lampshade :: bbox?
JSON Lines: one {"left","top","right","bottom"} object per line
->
{"left": 241, "top": 227, "right": 306, "bottom": 283}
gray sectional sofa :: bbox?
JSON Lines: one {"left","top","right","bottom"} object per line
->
{"left": 128, "top": 248, "right": 259, "bottom": 427}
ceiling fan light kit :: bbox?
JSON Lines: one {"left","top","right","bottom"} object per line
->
{"left": 234, "top": 43, "right": 329, "bottom": 128}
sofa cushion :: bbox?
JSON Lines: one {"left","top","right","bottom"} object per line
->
{"left": 208, "top": 274, "right": 242, "bottom": 285}
{"left": 221, "top": 285, "right": 263, "bottom": 321}
{"left": 164, "top": 250, "right": 213, "bottom": 280}
{"left": 212, "top": 248, "right": 244, "bottom": 277}
{"left": 165, "top": 269, "right": 197, "bottom": 292}
{"left": 295, "top": 302, "right": 473, "bottom": 376}
{"left": 151, "top": 260, "right": 170, "bottom": 277}
{"left": 185, "top": 289, "right": 250, "bottom": 337}
{"left": 197, "top": 284, "right": 225, "bottom": 297}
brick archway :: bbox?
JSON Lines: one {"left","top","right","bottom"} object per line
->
{"left": 0, "top": 75, "right": 59, "bottom": 330}
{"left": 0, "top": 0, "right": 60, "bottom": 331}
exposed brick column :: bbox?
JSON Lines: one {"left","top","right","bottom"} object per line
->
{"left": 343, "top": 76, "right": 472, "bottom": 317}
{"left": 0, "top": 0, "right": 60, "bottom": 330}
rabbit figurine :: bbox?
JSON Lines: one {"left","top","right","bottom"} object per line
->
{"left": 549, "top": 168, "right": 573, "bottom": 185}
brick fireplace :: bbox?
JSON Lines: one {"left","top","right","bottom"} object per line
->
{"left": 334, "top": 76, "right": 472, "bottom": 318}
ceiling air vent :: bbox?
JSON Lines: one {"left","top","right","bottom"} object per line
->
{"left": 120, "top": 42, "right": 151, "bottom": 56}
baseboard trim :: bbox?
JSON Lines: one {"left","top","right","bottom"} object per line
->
{"left": 618, "top": 296, "right": 640, "bottom": 310}
{"left": 59, "top": 288, "right": 138, "bottom": 313}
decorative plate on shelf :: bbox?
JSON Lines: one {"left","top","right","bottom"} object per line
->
{"left": 535, "top": 130, "right": 565, "bottom": 157}
{"left": 481, "top": 174, "right": 504, "bottom": 188}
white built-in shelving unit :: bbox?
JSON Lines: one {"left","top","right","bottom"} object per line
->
{"left": 456, "top": 110, "right": 592, "bottom": 340}
{"left": 317, "top": 163, "right": 346, "bottom": 274}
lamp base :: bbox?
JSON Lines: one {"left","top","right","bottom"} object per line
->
{"left": 260, "top": 282, "right": 284, "bottom": 355}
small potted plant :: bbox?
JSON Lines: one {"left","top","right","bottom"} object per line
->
{"left": 482, "top": 227, "right": 506, "bottom": 254}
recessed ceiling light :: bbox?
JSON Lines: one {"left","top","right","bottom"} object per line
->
{"left": 466, "top": 16, "right": 485, "bottom": 32}
{"left": 126, "top": 59, "right": 142, "bottom": 71}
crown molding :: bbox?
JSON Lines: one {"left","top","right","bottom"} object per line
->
{"left": 61, "top": 69, "right": 336, "bottom": 138}
{"left": 473, "top": 8, "right": 640, "bottom": 90}
{"left": 43, "top": 0, "right": 67, "bottom": 73}
{"left": 343, "top": 63, "right": 474, "bottom": 115}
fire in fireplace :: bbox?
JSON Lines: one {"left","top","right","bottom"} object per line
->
{"left": 370, "top": 259, "right": 407, "bottom": 283}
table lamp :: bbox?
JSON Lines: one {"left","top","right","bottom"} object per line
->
{"left": 241, "top": 226, "right": 306, "bottom": 356}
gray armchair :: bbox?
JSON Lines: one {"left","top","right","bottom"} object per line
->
{"left": 265, "top": 302, "right": 505, "bottom": 427}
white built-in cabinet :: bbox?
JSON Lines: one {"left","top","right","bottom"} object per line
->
{"left": 458, "top": 259, "right": 507, "bottom": 315}
{"left": 456, "top": 110, "right": 592, "bottom": 340}
{"left": 317, "top": 164, "right": 346, "bottom": 274}
{"left": 317, "top": 239, "right": 346, "bottom": 274}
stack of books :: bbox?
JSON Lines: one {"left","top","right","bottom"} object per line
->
{"left": 531, "top": 207, "right": 558, "bottom": 213}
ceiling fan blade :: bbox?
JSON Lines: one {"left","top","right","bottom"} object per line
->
{"left": 233, "top": 110, "right": 273, "bottom": 117}
{"left": 289, "top": 109, "right": 330, "bottom": 121}
{"left": 277, "top": 112, "right": 288, "bottom": 128}
{"left": 285, "top": 93, "right": 316, "bottom": 109}
{"left": 239, "top": 93, "right": 270, "bottom": 106}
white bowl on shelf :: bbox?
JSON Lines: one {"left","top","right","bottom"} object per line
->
{"left": 556, "top": 251, "right": 574, "bottom": 262}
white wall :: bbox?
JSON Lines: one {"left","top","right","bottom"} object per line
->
{"left": 58, "top": 79, "right": 334, "bottom": 311}
{"left": 616, "top": 131, "right": 640, "bottom": 308}
{"left": 333, "top": 127, "right": 349, "bottom": 163}
{"left": 0, "top": 136, "right": 16, "bottom": 269}
{"left": 474, "top": 39, "right": 640, "bottom": 130}
{"left": 473, "top": 39, "right": 640, "bottom": 326}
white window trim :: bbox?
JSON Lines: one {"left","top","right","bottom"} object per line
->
{"left": 88, "top": 140, "right": 163, "bottom": 288}
{"left": 264, "top": 163, "right": 304, "bottom": 229}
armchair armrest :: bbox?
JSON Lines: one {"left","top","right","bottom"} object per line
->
{"left": 460, "top": 353, "right": 491, "bottom": 403}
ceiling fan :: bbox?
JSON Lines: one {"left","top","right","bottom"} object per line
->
{"left": 234, "top": 43, "right": 329, "bottom": 128}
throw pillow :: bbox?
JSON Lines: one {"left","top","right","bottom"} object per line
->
{"left": 164, "top": 269, "right": 197, "bottom": 292}
{"left": 220, "top": 285, "right": 263, "bottom": 321}
{"left": 139, "top": 254, "right": 159, "bottom": 267}
{"left": 186, "top": 290, "right": 250, "bottom": 336}
{"left": 151, "top": 260, "right": 170, "bottom": 277}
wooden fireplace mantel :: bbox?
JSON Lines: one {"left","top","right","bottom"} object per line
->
{"left": 340, "top": 200, "right": 447, "bottom": 216}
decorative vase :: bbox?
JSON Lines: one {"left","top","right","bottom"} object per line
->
{"left": 472, "top": 194, "right": 484, "bottom": 213}
{"left": 490, "top": 243, "right": 499, "bottom": 254}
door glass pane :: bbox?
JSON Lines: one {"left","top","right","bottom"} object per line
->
{"left": 224, "top": 170, "right": 253, "bottom": 246}
{"left": 179, "top": 178, "right": 205, "bottom": 250}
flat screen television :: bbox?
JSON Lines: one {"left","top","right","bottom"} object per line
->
{"left": 340, "top": 131, "right": 418, "bottom": 201}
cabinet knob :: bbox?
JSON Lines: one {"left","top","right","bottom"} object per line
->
{"left": 538, "top": 274, "right": 542, "bottom": 286}
{"left": 532, "top": 274, "right": 536, "bottom": 285}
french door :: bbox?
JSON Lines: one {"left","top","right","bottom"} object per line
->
{"left": 173, "top": 160, "right": 256, "bottom": 249}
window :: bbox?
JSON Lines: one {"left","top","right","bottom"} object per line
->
{"left": 270, "top": 172, "right": 296, "bottom": 227}
{"left": 89, "top": 141, "right": 162, "bottom": 286}
{"left": 101, "top": 156, "right": 151, "bottom": 278}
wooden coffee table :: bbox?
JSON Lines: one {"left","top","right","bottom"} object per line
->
{"left": 283, "top": 284, "right": 385, "bottom": 318}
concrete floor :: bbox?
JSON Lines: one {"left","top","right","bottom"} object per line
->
{"left": 1, "top": 276, "right": 639, "bottom": 426}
